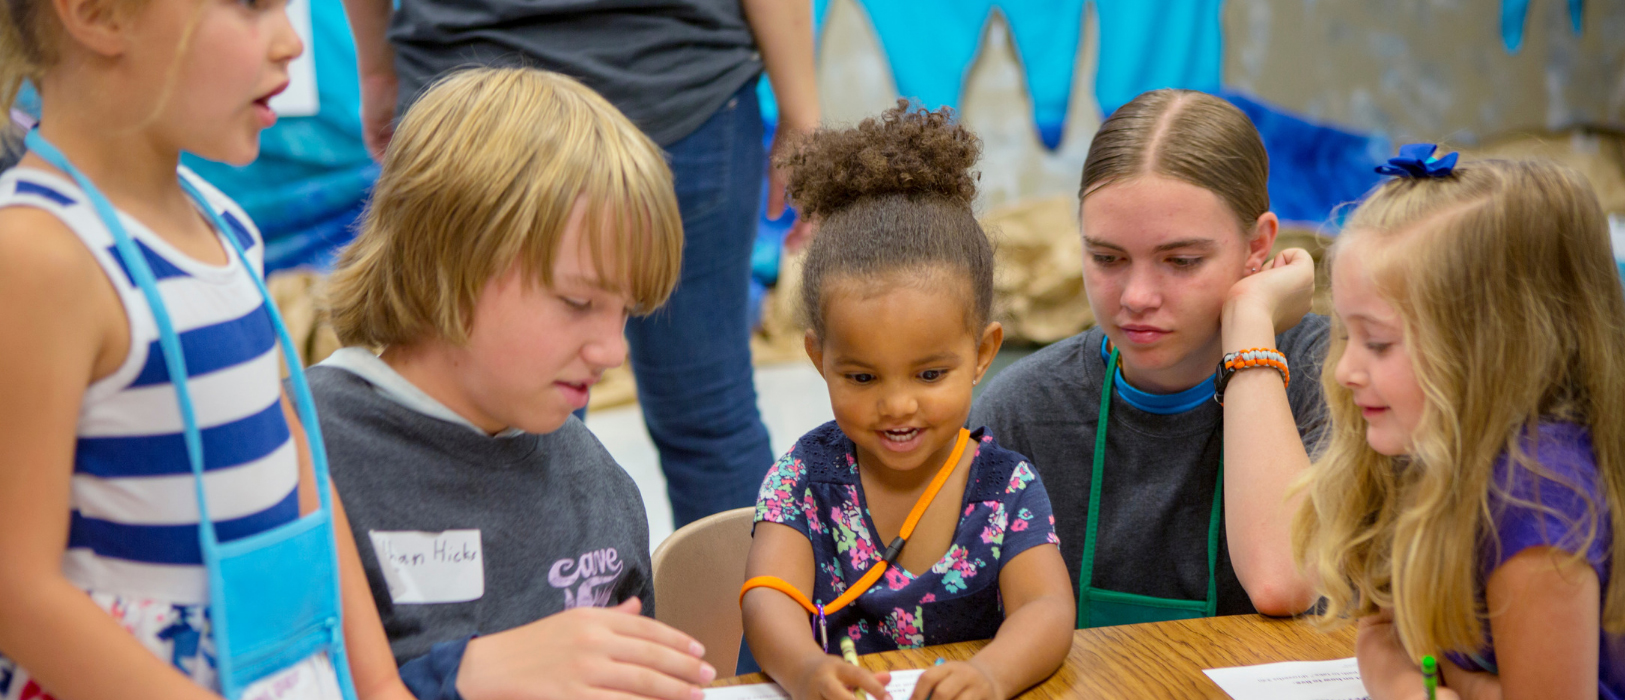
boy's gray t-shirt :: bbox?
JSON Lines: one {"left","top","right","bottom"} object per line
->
{"left": 305, "top": 366, "right": 654, "bottom": 664}
{"left": 968, "top": 315, "right": 1330, "bottom": 615}
{"left": 388, "top": 0, "right": 762, "bottom": 147}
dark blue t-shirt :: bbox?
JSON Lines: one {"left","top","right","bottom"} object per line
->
{"left": 1443, "top": 422, "right": 1624, "bottom": 698}
{"left": 754, "top": 422, "right": 1059, "bottom": 654}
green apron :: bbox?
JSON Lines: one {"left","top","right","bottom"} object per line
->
{"left": 1075, "top": 348, "right": 1223, "bottom": 629}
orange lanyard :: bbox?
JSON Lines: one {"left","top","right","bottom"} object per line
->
{"left": 739, "top": 428, "right": 972, "bottom": 650}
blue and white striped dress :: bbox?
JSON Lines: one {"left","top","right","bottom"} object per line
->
{"left": 0, "top": 167, "right": 333, "bottom": 698}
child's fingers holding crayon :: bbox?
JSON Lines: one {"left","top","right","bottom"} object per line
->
{"left": 833, "top": 663, "right": 891, "bottom": 700}
{"left": 804, "top": 657, "right": 891, "bottom": 700}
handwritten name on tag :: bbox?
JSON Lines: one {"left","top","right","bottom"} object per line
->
{"left": 368, "top": 529, "right": 484, "bottom": 604}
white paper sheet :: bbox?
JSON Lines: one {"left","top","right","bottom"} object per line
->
{"left": 706, "top": 669, "right": 924, "bottom": 700}
{"left": 1203, "top": 657, "right": 1369, "bottom": 700}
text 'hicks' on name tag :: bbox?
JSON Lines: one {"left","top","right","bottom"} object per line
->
{"left": 368, "top": 529, "right": 484, "bottom": 604}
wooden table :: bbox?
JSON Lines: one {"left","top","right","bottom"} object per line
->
{"left": 712, "top": 615, "right": 1357, "bottom": 699}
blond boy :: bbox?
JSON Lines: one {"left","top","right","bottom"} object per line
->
{"left": 306, "top": 68, "right": 714, "bottom": 700}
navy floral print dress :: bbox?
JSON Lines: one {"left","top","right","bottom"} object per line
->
{"left": 754, "top": 422, "right": 1060, "bottom": 655}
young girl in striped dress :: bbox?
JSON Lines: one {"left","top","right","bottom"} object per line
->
{"left": 0, "top": 0, "right": 410, "bottom": 698}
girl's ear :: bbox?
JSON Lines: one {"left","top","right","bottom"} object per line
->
{"left": 1246, "top": 211, "right": 1280, "bottom": 272}
{"left": 803, "top": 329, "right": 826, "bottom": 380}
{"left": 50, "top": 0, "right": 131, "bottom": 57}
{"left": 973, "top": 322, "right": 1004, "bottom": 384}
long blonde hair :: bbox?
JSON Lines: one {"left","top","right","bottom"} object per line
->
{"left": 1293, "top": 158, "right": 1625, "bottom": 659}
{"left": 325, "top": 67, "right": 683, "bottom": 347}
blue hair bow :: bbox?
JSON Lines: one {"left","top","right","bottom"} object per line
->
{"left": 1375, "top": 143, "right": 1459, "bottom": 178}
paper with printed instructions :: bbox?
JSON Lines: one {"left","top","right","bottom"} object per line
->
{"left": 705, "top": 669, "right": 923, "bottom": 700}
{"left": 1203, "top": 657, "right": 1369, "bottom": 700}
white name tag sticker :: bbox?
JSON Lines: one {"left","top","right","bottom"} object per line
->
{"left": 368, "top": 529, "right": 484, "bottom": 604}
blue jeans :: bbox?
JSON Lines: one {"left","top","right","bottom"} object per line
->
{"left": 626, "top": 81, "right": 773, "bottom": 529}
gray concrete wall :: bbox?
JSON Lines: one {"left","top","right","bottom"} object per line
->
{"left": 1224, "top": 0, "right": 1625, "bottom": 143}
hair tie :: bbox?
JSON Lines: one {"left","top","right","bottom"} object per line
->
{"left": 1375, "top": 143, "right": 1459, "bottom": 178}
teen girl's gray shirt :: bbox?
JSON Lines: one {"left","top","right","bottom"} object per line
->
{"left": 302, "top": 362, "right": 653, "bottom": 692}
{"left": 968, "top": 316, "right": 1329, "bottom": 616}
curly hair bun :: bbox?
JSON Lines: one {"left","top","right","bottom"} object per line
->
{"left": 782, "top": 100, "right": 981, "bottom": 220}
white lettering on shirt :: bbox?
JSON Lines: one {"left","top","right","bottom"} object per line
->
{"left": 548, "top": 548, "right": 624, "bottom": 609}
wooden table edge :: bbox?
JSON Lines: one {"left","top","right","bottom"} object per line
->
{"left": 710, "top": 614, "right": 1357, "bottom": 699}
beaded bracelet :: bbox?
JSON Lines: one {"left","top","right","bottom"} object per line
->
{"left": 1213, "top": 347, "right": 1289, "bottom": 405}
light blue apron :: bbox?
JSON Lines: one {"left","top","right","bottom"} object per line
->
{"left": 27, "top": 129, "right": 360, "bottom": 700}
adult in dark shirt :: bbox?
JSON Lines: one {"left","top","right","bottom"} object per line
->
{"left": 971, "top": 89, "right": 1329, "bottom": 627}
{"left": 340, "top": 0, "right": 819, "bottom": 528}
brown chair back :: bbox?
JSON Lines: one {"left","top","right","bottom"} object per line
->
{"left": 651, "top": 506, "right": 756, "bottom": 675}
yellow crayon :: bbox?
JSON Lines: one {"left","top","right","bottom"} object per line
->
{"left": 840, "top": 636, "right": 866, "bottom": 700}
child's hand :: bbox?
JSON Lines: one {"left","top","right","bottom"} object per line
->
{"left": 1223, "top": 247, "right": 1316, "bottom": 334}
{"left": 454, "top": 598, "right": 715, "bottom": 700}
{"left": 793, "top": 655, "right": 892, "bottom": 700}
{"left": 1355, "top": 610, "right": 1469, "bottom": 700}
{"left": 909, "top": 660, "right": 1002, "bottom": 700}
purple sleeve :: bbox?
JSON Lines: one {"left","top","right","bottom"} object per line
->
{"left": 1484, "top": 425, "right": 1611, "bottom": 580}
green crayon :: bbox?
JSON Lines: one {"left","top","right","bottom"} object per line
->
{"left": 1422, "top": 655, "right": 1438, "bottom": 700}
